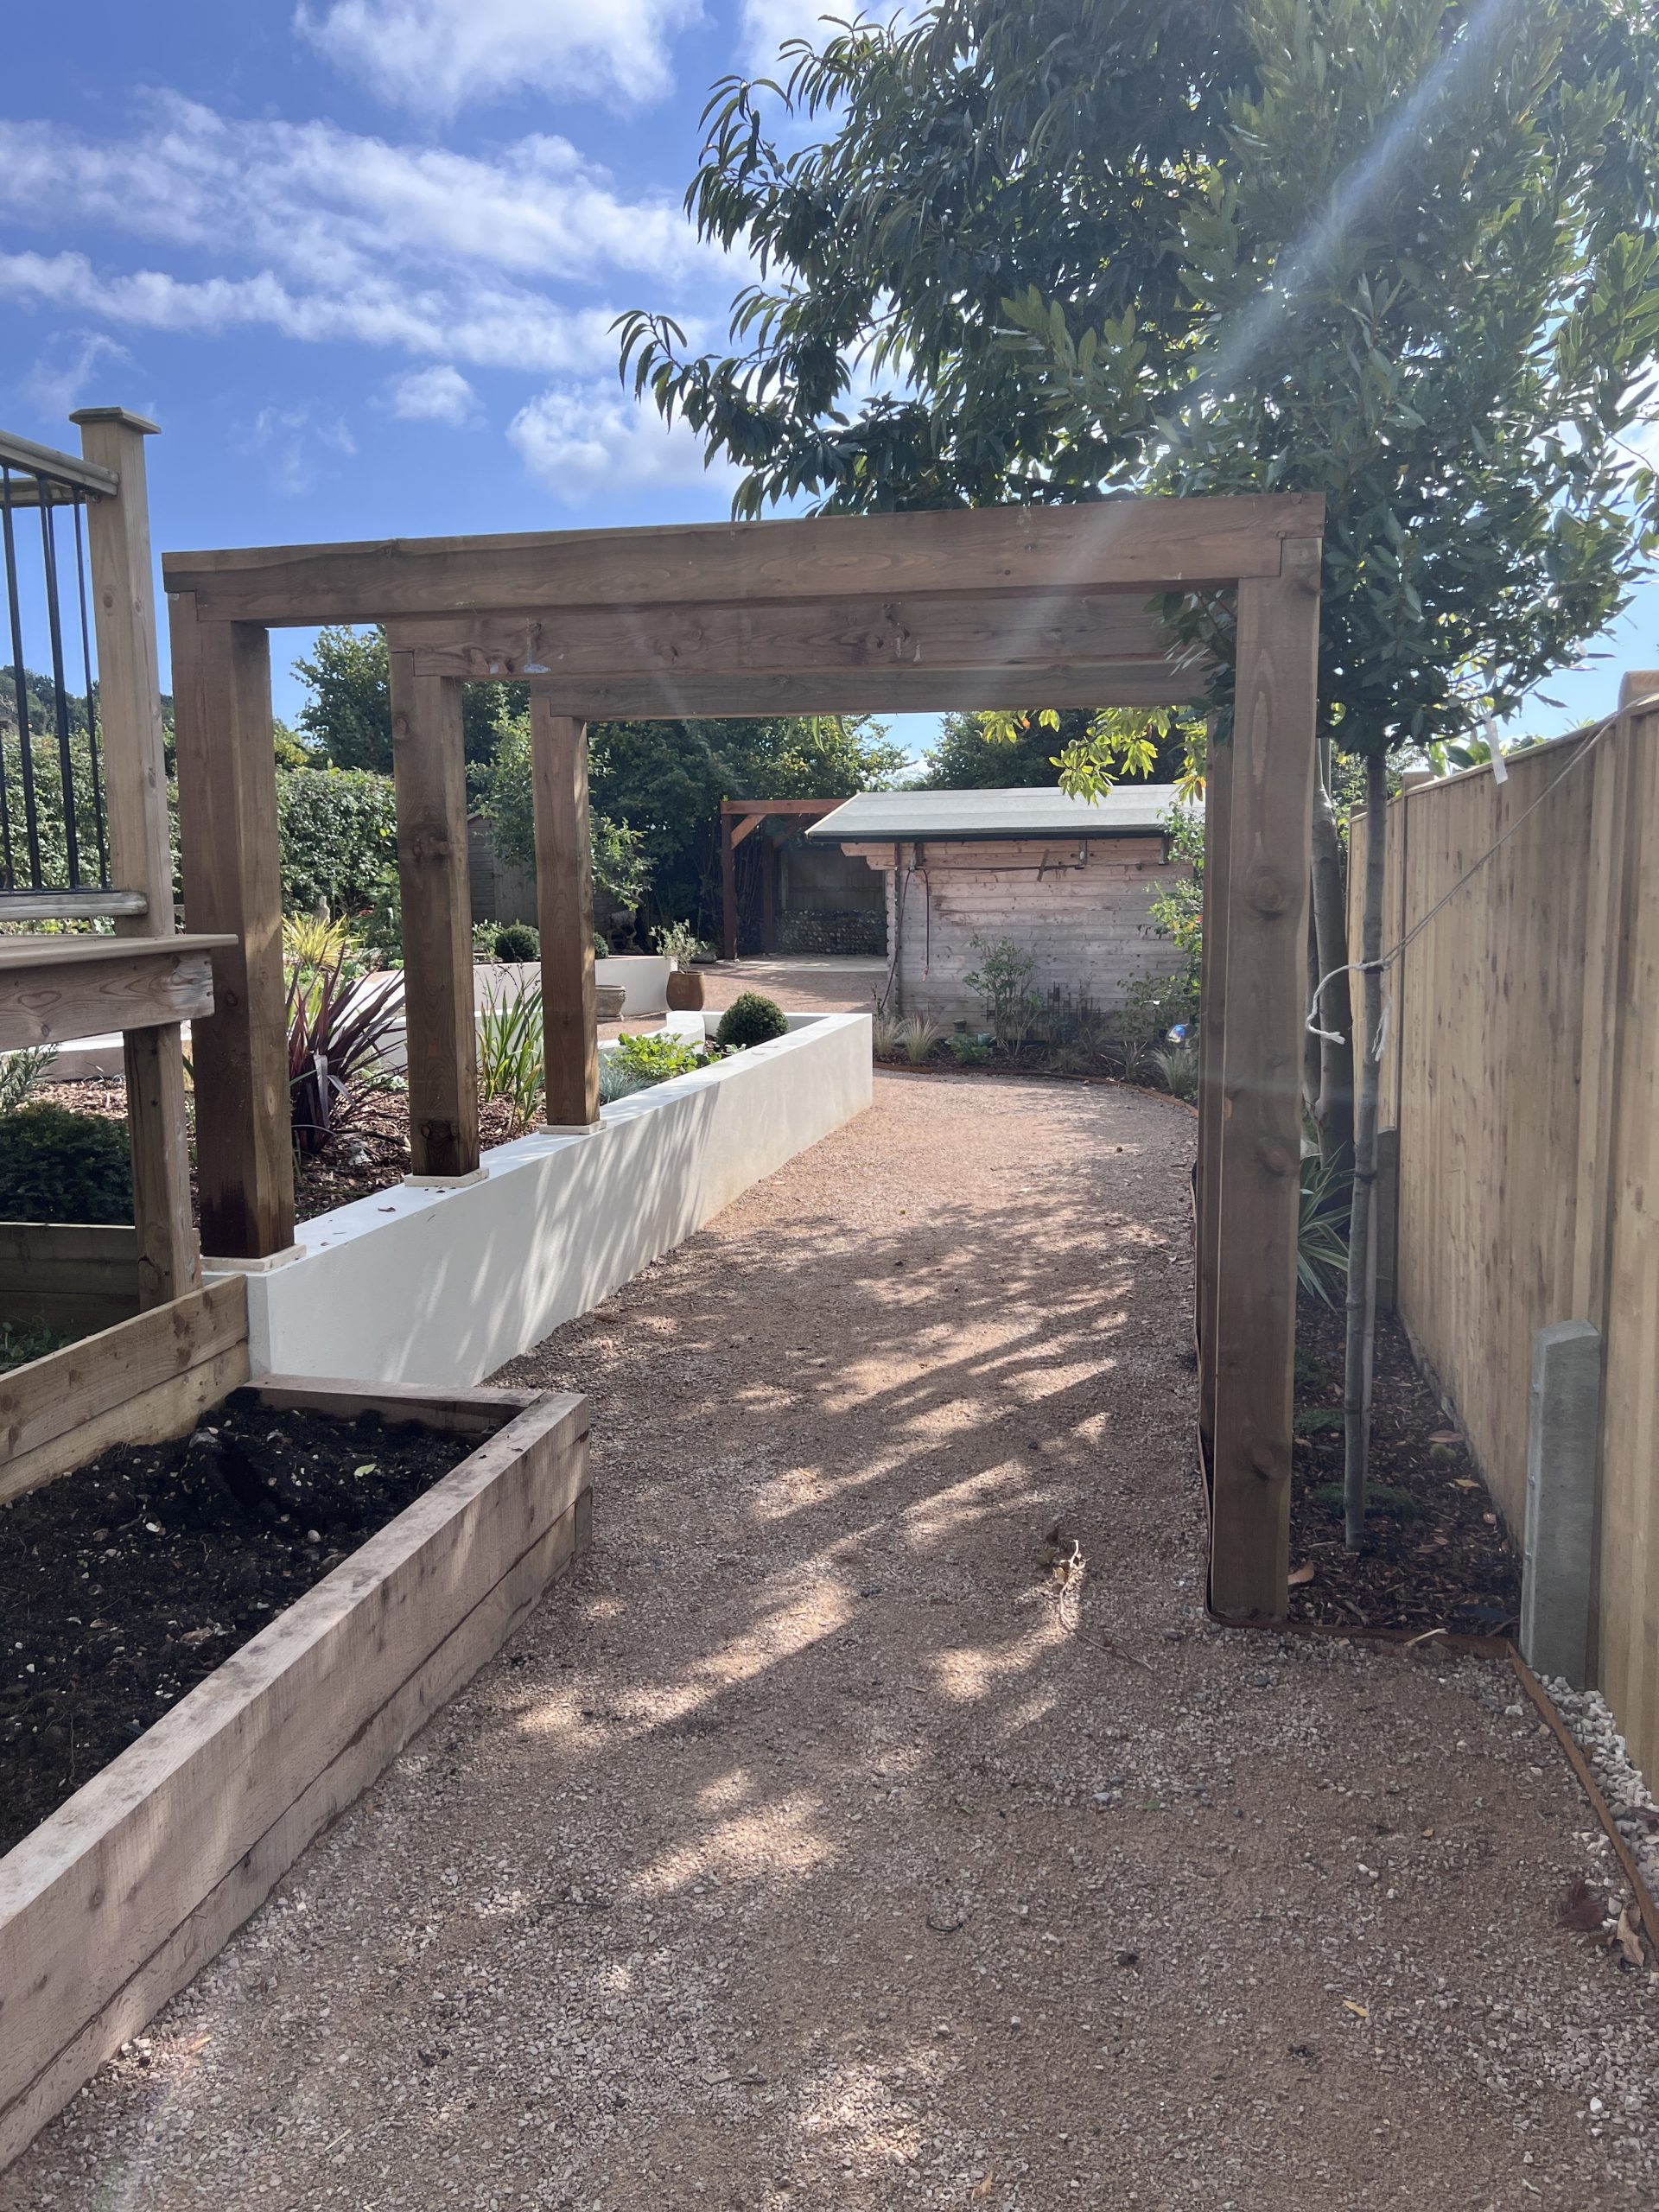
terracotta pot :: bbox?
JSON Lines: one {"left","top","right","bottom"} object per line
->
{"left": 665, "top": 965, "right": 706, "bottom": 1012}
{"left": 595, "top": 984, "right": 627, "bottom": 1022}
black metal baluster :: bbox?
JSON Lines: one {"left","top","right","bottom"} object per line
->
{"left": 0, "top": 469, "right": 15, "bottom": 890}
{"left": 0, "top": 464, "right": 39, "bottom": 889}
{"left": 40, "top": 488, "right": 81, "bottom": 887}
{"left": 71, "top": 497, "right": 108, "bottom": 887}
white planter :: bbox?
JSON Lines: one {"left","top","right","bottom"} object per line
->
{"left": 594, "top": 955, "right": 671, "bottom": 1017}
{"left": 226, "top": 1012, "right": 873, "bottom": 1389}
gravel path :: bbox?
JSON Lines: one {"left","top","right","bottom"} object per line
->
{"left": 9, "top": 1073, "right": 1657, "bottom": 2210}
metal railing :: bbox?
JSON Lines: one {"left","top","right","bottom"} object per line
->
{"left": 0, "top": 429, "right": 119, "bottom": 912}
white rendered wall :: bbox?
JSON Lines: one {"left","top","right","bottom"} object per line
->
{"left": 227, "top": 1012, "right": 872, "bottom": 1389}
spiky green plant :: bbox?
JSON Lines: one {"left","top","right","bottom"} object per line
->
{"left": 899, "top": 1015, "right": 948, "bottom": 1065}
{"left": 478, "top": 981, "right": 545, "bottom": 1127}
{"left": 1298, "top": 1154, "right": 1351, "bottom": 1306}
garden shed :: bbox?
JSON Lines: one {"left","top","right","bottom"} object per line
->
{"left": 809, "top": 785, "right": 1196, "bottom": 1024}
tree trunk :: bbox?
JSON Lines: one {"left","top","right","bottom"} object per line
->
{"left": 1310, "top": 766, "right": 1354, "bottom": 1168}
{"left": 1342, "top": 749, "right": 1389, "bottom": 1550}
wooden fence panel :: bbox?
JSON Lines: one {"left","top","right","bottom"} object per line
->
{"left": 1594, "top": 686, "right": 1659, "bottom": 1768}
{"left": 1360, "top": 738, "right": 1595, "bottom": 1535}
{"left": 1370, "top": 680, "right": 1659, "bottom": 1773}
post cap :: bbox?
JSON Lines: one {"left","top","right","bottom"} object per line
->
{"left": 68, "top": 407, "right": 161, "bottom": 435}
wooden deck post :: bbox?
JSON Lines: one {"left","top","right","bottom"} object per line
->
{"left": 1209, "top": 536, "right": 1323, "bottom": 1619}
{"left": 72, "top": 409, "right": 198, "bottom": 1307}
{"left": 530, "top": 700, "right": 600, "bottom": 1130}
{"left": 721, "top": 806, "right": 739, "bottom": 960}
{"left": 1196, "top": 725, "right": 1232, "bottom": 1461}
{"left": 170, "top": 600, "right": 296, "bottom": 1261}
{"left": 388, "top": 654, "right": 479, "bottom": 1180}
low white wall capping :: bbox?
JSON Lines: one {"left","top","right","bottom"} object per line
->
{"left": 222, "top": 1012, "right": 872, "bottom": 1389}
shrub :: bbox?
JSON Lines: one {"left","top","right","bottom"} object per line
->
{"left": 715, "top": 992, "right": 788, "bottom": 1050}
{"left": 600, "top": 1031, "right": 712, "bottom": 1107}
{"left": 0, "top": 1103, "right": 132, "bottom": 1224}
{"left": 654, "top": 919, "right": 698, "bottom": 963}
{"left": 963, "top": 937, "right": 1040, "bottom": 1054}
{"left": 611, "top": 1032, "right": 709, "bottom": 1083}
{"left": 946, "top": 1031, "right": 991, "bottom": 1066}
{"left": 0, "top": 1316, "right": 79, "bottom": 1376}
{"left": 493, "top": 921, "right": 540, "bottom": 963}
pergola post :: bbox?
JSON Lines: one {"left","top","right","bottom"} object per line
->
{"left": 1208, "top": 536, "right": 1323, "bottom": 1619}
{"left": 531, "top": 700, "right": 600, "bottom": 1130}
{"left": 721, "top": 807, "right": 739, "bottom": 960}
{"left": 170, "top": 600, "right": 296, "bottom": 1262}
{"left": 1195, "top": 723, "right": 1231, "bottom": 1459}
{"left": 388, "top": 654, "right": 480, "bottom": 1181}
{"left": 73, "top": 408, "right": 198, "bottom": 1306}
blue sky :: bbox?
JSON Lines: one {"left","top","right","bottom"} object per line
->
{"left": 3, "top": 0, "right": 1654, "bottom": 755}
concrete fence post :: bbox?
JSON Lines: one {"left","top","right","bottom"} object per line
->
{"left": 1520, "top": 1319, "right": 1603, "bottom": 1688}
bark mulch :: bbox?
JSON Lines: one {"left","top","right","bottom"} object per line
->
{"left": 0, "top": 1395, "right": 474, "bottom": 1858}
{"left": 1288, "top": 1295, "right": 1521, "bottom": 1637}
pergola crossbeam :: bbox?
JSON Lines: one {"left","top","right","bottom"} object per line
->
{"left": 163, "top": 496, "right": 1322, "bottom": 623}
{"left": 384, "top": 592, "right": 1198, "bottom": 686}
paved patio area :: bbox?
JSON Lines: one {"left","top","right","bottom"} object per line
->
{"left": 7, "top": 1073, "right": 1656, "bottom": 2210}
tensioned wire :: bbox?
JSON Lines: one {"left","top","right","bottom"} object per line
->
{"left": 1306, "top": 689, "right": 1659, "bottom": 1058}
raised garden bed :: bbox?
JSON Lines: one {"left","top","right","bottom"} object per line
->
{"left": 0, "top": 1371, "right": 589, "bottom": 2171}
{"left": 1287, "top": 1296, "right": 1520, "bottom": 1636}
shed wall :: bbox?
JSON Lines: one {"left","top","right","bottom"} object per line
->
{"left": 868, "top": 835, "right": 1186, "bottom": 1022}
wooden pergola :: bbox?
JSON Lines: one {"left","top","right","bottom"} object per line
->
{"left": 162, "top": 494, "right": 1323, "bottom": 1620}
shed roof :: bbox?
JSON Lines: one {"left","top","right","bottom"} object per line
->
{"left": 804, "top": 785, "right": 1192, "bottom": 844}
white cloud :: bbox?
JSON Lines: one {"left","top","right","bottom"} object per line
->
{"left": 388, "top": 365, "right": 480, "bottom": 424}
{"left": 22, "top": 331, "right": 131, "bottom": 416}
{"left": 296, "top": 0, "right": 701, "bottom": 115}
{"left": 0, "top": 97, "right": 728, "bottom": 377}
{"left": 508, "top": 384, "right": 741, "bottom": 504}
{"left": 247, "top": 404, "right": 358, "bottom": 495}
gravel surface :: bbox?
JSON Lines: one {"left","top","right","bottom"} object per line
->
{"left": 6, "top": 1072, "right": 1656, "bottom": 2210}
{"left": 1544, "top": 1681, "right": 1659, "bottom": 1913}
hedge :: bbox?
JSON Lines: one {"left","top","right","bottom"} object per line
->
{"left": 276, "top": 767, "right": 399, "bottom": 918}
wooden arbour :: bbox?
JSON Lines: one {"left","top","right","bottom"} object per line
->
{"left": 163, "top": 493, "right": 1324, "bottom": 1619}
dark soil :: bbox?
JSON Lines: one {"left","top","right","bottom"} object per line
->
{"left": 0, "top": 1395, "right": 475, "bottom": 1858}
{"left": 290, "top": 1089, "right": 525, "bottom": 1219}
{"left": 36, "top": 1080, "right": 528, "bottom": 1224}
{"left": 1289, "top": 1296, "right": 1521, "bottom": 1636}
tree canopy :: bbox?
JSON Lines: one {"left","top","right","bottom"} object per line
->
{"left": 293, "top": 626, "right": 526, "bottom": 781}
{"left": 621, "top": 0, "right": 1659, "bottom": 766}
{"left": 289, "top": 628, "right": 904, "bottom": 932}
{"left": 921, "top": 709, "right": 1189, "bottom": 789}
